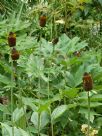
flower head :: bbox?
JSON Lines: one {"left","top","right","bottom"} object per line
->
{"left": 11, "top": 48, "right": 20, "bottom": 60}
{"left": 83, "top": 72, "right": 93, "bottom": 91}
{"left": 52, "top": 37, "right": 59, "bottom": 45}
{"left": 8, "top": 32, "right": 16, "bottom": 47}
{"left": 39, "top": 15, "right": 47, "bottom": 27}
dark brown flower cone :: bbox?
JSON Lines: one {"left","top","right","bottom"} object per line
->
{"left": 11, "top": 48, "right": 20, "bottom": 60}
{"left": 8, "top": 32, "right": 16, "bottom": 47}
{"left": 40, "top": 15, "right": 46, "bottom": 27}
{"left": 52, "top": 37, "right": 59, "bottom": 45}
{"left": 83, "top": 72, "right": 93, "bottom": 91}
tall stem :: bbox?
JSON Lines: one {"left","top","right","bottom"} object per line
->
{"left": 38, "top": 112, "right": 40, "bottom": 136}
{"left": 22, "top": 103, "right": 32, "bottom": 136}
{"left": 37, "top": 28, "right": 43, "bottom": 136}
{"left": 18, "top": 78, "right": 32, "bottom": 136}
{"left": 87, "top": 91, "right": 90, "bottom": 136}
{"left": 50, "top": 108, "right": 54, "bottom": 136}
{"left": 48, "top": 72, "right": 54, "bottom": 136}
{"left": 38, "top": 74, "right": 41, "bottom": 136}
{"left": 64, "top": 0, "right": 67, "bottom": 33}
{"left": 51, "top": 15, "right": 53, "bottom": 41}
{"left": 11, "top": 59, "right": 14, "bottom": 136}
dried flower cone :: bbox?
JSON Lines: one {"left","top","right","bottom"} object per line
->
{"left": 40, "top": 15, "right": 46, "bottom": 27}
{"left": 52, "top": 37, "right": 59, "bottom": 45}
{"left": 8, "top": 32, "right": 16, "bottom": 47}
{"left": 11, "top": 48, "right": 19, "bottom": 60}
{"left": 83, "top": 72, "right": 93, "bottom": 91}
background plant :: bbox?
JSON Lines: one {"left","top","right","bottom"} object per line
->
{"left": 0, "top": 0, "right": 102, "bottom": 136}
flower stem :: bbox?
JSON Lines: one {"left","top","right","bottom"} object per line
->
{"left": 11, "top": 59, "right": 14, "bottom": 136}
{"left": 87, "top": 91, "right": 90, "bottom": 136}
{"left": 38, "top": 112, "right": 40, "bottom": 136}
{"left": 64, "top": 0, "right": 67, "bottom": 33}
{"left": 47, "top": 73, "right": 54, "bottom": 136}
{"left": 37, "top": 28, "right": 43, "bottom": 136}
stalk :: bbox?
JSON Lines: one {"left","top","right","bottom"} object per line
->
{"left": 38, "top": 74, "right": 41, "bottom": 136}
{"left": 11, "top": 58, "right": 14, "bottom": 136}
{"left": 87, "top": 91, "right": 90, "bottom": 136}
{"left": 51, "top": 15, "right": 53, "bottom": 41}
{"left": 53, "top": 0, "right": 57, "bottom": 38}
{"left": 50, "top": 110, "right": 54, "bottom": 136}
{"left": 38, "top": 112, "right": 40, "bottom": 136}
{"left": 47, "top": 70, "right": 54, "bottom": 136}
{"left": 37, "top": 28, "right": 43, "bottom": 136}
{"left": 64, "top": 0, "right": 67, "bottom": 33}
{"left": 22, "top": 104, "right": 32, "bottom": 136}
{"left": 2, "top": 112, "right": 6, "bottom": 135}
{"left": 18, "top": 76, "right": 32, "bottom": 136}
{"left": 50, "top": 4, "right": 54, "bottom": 135}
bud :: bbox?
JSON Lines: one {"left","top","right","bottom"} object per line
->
{"left": 83, "top": 72, "right": 93, "bottom": 91}
{"left": 73, "top": 51, "right": 81, "bottom": 57}
{"left": 0, "top": 97, "right": 9, "bottom": 105}
{"left": 8, "top": 32, "right": 16, "bottom": 47}
{"left": 11, "top": 48, "right": 20, "bottom": 60}
{"left": 52, "top": 37, "right": 59, "bottom": 45}
{"left": 39, "top": 15, "right": 46, "bottom": 27}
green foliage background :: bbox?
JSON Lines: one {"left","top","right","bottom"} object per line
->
{"left": 0, "top": 0, "right": 102, "bottom": 136}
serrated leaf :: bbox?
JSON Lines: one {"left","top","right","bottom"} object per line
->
{"left": 31, "top": 111, "right": 49, "bottom": 130}
{"left": 62, "top": 88, "right": 79, "bottom": 98}
{"left": 51, "top": 105, "right": 68, "bottom": 122}
{"left": 0, "top": 74, "right": 11, "bottom": 85}
{"left": 0, "top": 123, "right": 30, "bottom": 136}
{"left": 0, "top": 123, "right": 20, "bottom": 136}
{"left": 98, "top": 0, "right": 102, "bottom": 5}
{"left": 13, "top": 107, "right": 26, "bottom": 122}
{"left": 19, "top": 128, "right": 29, "bottom": 136}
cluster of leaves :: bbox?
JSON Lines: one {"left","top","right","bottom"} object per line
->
{"left": 0, "top": 0, "right": 102, "bottom": 136}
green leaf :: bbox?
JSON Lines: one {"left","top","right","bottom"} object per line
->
{"left": 62, "top": 88, "right": 79, "bottom": 98}
{"left": 79, "top": 108, "right": 100, "bottom": 123}
{"left": 26, "top": 55, "right": 44, "bottom": 78}
{"left": 51, "top": 105, "right": 68, "bottom": 122}
{"left": 19, "top": 128, "right": 29, "bottom": 136}
{"left": 79, "top": 102, "right": 102, "bottom": 108}
{"left": 31, "top": 111, "right": 49, "bottom": 130}
{"left": 20, "top": 96, "right": 37, "bottom": 111}
{"left": 17, "top": 35, "right": 36, "bottom": 51}
{"left": 66, "top": 71, "right": 75, "bottom": 87}
{"left": 91, "top": 94, "right": 102, "bottom": 101}
{"left": 1, "top": 123, "right": 20, "bottom": 136}
{"left": 0, "top": 74, "right": 11, "bottom": 85}
{"left": 0, "top": 104, "right": 10, "bottom": 114}
{"left": 0, "top": 123, "right": 30, "bottom": 136}
{"left": 13, "top": 106, "right": 26, "bottom": 122}
{"left": 74, "top": 65, "right": 85, "bottom": 86}
{"left": 98, "top": 0, "right": 102, "bottom": 5}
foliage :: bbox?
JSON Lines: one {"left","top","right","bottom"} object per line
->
{"left": 0, "top": 0, "right": 102, "bottom": 136}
